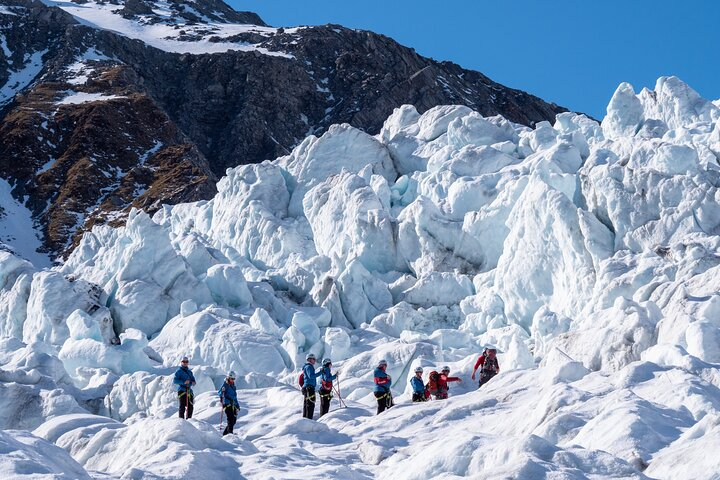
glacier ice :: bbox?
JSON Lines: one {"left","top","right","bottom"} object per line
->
{"left": 1, "top": 76, "right": 720, "bottom": 477}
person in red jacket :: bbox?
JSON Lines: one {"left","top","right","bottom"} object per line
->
{"left": 434, "top": 366, "right": 461, "bottom": 399}
{"left": 472, "top": 348, "right": 499, "bottom": 388}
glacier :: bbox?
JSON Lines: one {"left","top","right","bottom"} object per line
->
{"left": 1, "top": 76, "right": 720, "bottom": 478}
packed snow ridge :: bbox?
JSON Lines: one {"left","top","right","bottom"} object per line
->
{"left": 2, "top": 76, "right": 720, "bottom": 479}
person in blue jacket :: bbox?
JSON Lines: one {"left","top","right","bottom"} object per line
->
{"left": 374, "top": 359, "right": 393, "bottom": 414}
{"left": 318, "top": 358, "right": 338, "bottom": 417}
{"left": 301, "top": 353, "right": 318, "bottom": 419}
{"left": 410, "top": 366, "right": 427, "bottom": 402}
{"left": 173, "top": 356, "right": 196, "bottom": 419}
{"left": 219, "top": 371, "right": 240, "bottom": 435}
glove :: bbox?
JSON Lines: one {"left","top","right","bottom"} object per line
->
{"left": 471, "top": 373, "right": 475, "bottom": 380}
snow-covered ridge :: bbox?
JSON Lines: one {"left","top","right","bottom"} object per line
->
{"left": 39, "top": 0, "right": 293, "bottom": 56}
{"left": 2, "top": 76, "right": 720, "bottom": 478}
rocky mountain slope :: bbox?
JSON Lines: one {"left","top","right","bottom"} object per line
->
{"left": 0, "top": 0, "right": 566, "bottom": 259}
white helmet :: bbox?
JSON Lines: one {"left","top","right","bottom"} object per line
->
{"left": 414, "top": 366, "right": 423, "bottom": 373}
{"left": 306, "top": 353, "right": 316, "bottom": 361}
{"left": 441, "top": 366, "right": 450, "bottom": 373}
{"left": 378, "top": 359, "right": 388, "bottom": 367}
{"left": 227, "top": 371, "right": 236, "bottom": 379}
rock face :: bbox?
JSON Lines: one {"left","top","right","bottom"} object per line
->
{"left": 0, "top": 0, "right": 566, "bottom": 257}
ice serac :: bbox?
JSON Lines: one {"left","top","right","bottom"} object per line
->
{"left": 335, "top": 260, "right": 393, "bottom": 328}
{"left": 23, "top": 272, "right": 104, "bottom": 346}
{"left": 603, "top": 82, "right": 644, "bottom": 140}
{"left": 61, "top": 210, "right": 214, "bottom": 336}
{"left": 280, "top": 124, "right": 396, "bottom": 217}
{"left": 603, "top": 76, "right": 719, "bottom": 141}
{"left": 0, "top": 251, "right": 34, "bottom": 339}
{"left": 303, "top": 171, "right": 400, "bottom": 273}
{"left": 495, "top": 178, "right": 613, "bottom": 327}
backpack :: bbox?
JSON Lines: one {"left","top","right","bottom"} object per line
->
{"left": 426, "top": 371, "right": 439, "bottom": 395}
{"left": 298, "top": 372, "right": 304, "bottom": 387}
{"left": 482, "top": 356, "right": 498, "bottom": 373}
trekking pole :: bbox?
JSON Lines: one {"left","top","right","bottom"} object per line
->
{"left": 336, "top": 375, "right": 347, "bottom": 408}
{"left": 333, "top": 385, "right": 346, "bottom": 408}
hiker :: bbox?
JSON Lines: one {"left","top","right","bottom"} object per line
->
{"left": 472, "top": 348, "right": 500, "bottom": 388}
{"left": 434, "top": 366, "right": 461, "bottom": 399}
{"left": 301, "top": 353, "right": 318, "bottom": 419}
{"left": 374, "top": 359, "right": 393, "bottom": 414}
{"left": 173, "top": 356, "right": 196, "bottom": 419}
{"left": 410, "top": 366, "right": 427, "bottom": 402}
{"left": 219, "top": 371, "right": 240, "bottom": 435}
{"left": 318, "top": 358, "right": 338, "bottom": 417}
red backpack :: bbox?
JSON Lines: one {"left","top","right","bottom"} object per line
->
{"left": 426, "top": 371, "right": 439, "bottom": 395}
{"left": 298, "top": 372, "right": 305, "bottom": 387}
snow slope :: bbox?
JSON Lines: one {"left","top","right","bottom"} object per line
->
{"left": 0, "top": 178, "right": 51, "bottom": 268}
{"left": 1, "top": 76, "right": 720, "bottom": 478}
{"left": 39, "top": 0, "right": 292, "bottom": 56}
{"left": 0, "top": 49, "right": 46, "bottom": 106}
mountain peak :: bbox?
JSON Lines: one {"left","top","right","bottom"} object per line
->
{"left": 42, "top": 0, "right": 266, "bottom": 26}
{"left": 35, "top": 0, "right": 272, "bottom": 54}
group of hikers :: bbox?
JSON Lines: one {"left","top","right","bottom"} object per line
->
{"left": 298, "top": 347, "right": 500, "bottom": 418}
{"left": 172, "top": 348, "right": 500, "bottom": 433}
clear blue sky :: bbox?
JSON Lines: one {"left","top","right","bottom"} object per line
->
{"left": 228, "top": 1, "right": 719, "bottom": 119}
